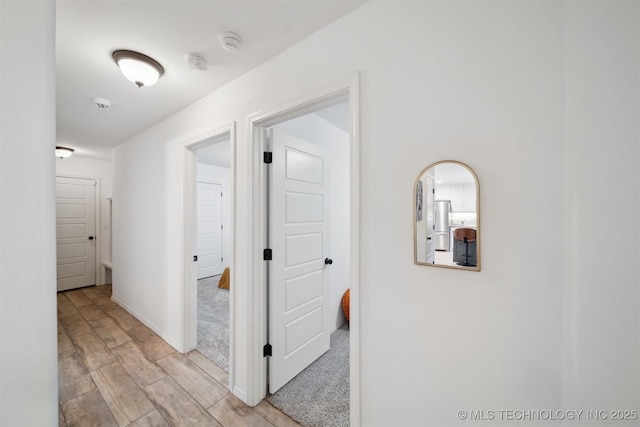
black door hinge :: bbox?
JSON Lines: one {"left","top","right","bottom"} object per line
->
{"left": 193, "top": 255, "right": 198, "bottom": 262}
{"left": 263, "top": 248, "right": 272, "bottom": 261}
{"left": 264, "top": 152, "right": 273, "bottom": 164}
{"left": 263, "top": 343, "right": 272, "bottom": 357}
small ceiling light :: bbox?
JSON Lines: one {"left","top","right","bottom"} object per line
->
{"left": 55, "top": 146, "right": 74, "bottom": 159}
{"left": 185, "top": 54, "right": 208, "bottom": 72}
{"left": 220, "top": 32, "right": 242, "bottom": 53}
{"left": 112, "top": 50, "right": 164, "bottom": 88}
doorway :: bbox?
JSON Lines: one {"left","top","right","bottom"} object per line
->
{"left": 56, "top": 176, "right": 99, "bottom": 291}
{"left": 168, "top": 123, "right": 235, "bottom": 386}
{"left": 195, "top": 138, "right": 232, "bottom": 373}
{"left": 264, "top": 103, "right": 351, "bottom": 425}
{"left": 247, "top": 76, "right": 360, "bottom": 424}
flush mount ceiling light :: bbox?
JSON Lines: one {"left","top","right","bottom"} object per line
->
{"left": 112, "top": 50, "right": 164, "bottom": 88}
{"left": 55, "top": 146, "right": 74, "bottom": 159}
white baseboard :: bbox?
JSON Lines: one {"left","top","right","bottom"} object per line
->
{"left": 232, "top": 386, "right": 248, "bottom": 405}
{"left": 331, "top": 318, "right": 347, "bottom": 335}
{"left": 110, "top": 295, "right": 183, "bottom": 353}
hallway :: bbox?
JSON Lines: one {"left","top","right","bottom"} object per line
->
{"left": 57, "top": 285, "right": 299, "bottom": 427}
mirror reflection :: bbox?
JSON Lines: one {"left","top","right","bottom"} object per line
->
{"left": 414, "top": 161, "right": 480, "bottom": 270}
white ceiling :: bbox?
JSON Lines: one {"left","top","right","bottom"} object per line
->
{"left": 434, "top": 163, "right": 475, "bottom": 185}
{"left": 196, "top": 101, "right": 348, "bottom": 167}
{"left": 56, "top": 0, "right": 366, "bottom": 159}
{"left": 197, "top": 138, "right": 231, "bottom": 168}
{"left": 315, "top": 102, "right": 350, "bottom": 132}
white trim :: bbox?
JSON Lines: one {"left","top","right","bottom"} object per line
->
{"left": 111, "top": 294, "right": 182, "bottom": 351}
{"left": 246, "top": 74, "right": 360, "bottom": 424}
{"left": 232, "top": 386, "right": 248, "bottom": 405}
{"left": 348, "top": 74, "right": 361, "bottom": 427}
{"left": 246, "top": 122, "right": 266, "bottom": 406}
{"left": 165, "top": 122, "right": 236, "bottom": 394}
{"left": 55, "top": 174, "right": 103, "bottom": 286}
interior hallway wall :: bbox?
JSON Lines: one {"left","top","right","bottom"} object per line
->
{"left": 0, "top": 1, "right": 58, "bottom": 425}
{"left": 561, "top": 1, "right": 640, "bottom": 411}
{"left": 112, "top": 132, "right": 168, "bottom": 339}
{"left": 56, "top": 156, "right": 113, "bottom": 284}
{"left": 111, "top": 1, "right": 639, "bottom": 423}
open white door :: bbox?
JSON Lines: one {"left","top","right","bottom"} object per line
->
{"left": 56, "top": 176, "right": 96, "bottom": 291}
{"left": 269, "top": 128, "right": 330, "bottom": 393}
{"left": 197, "top": 182, "right": 224, "bottom": 279}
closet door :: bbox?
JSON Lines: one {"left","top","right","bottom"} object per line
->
{"left": 197, "top": 182, "right": 224, "bottom": 279}
{"left": 56, "top": 176, "right": 96, "bottom": 291}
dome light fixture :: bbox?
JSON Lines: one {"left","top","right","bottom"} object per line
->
{"left": 55, "top": 146, "right": 75, "bottom": 159}
{"left": 112, "top": 50, "right": 164, "bottom": 88}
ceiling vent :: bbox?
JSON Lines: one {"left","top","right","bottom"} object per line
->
{"left": 93, "top": 98, "right": 111, "bottom": 109}
{"left": 185, "top": 54, "right": 208, "bottom": 72}
{"left": 220, "top": 32, "right": 242, "bottom": 53}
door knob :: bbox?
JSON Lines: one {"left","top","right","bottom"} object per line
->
{"left": 88, "top": 236, "right": 94, "bottom": 240}
{"left": 324, "top": 258, "right": 333, "bottom": 265}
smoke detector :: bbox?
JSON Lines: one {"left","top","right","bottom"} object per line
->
{"left": 93, "top": 97, "right": 111, "bottom": 109}
{"left": 185, "top": 54, "right": 208, "bottom": 71}
{"left": 220, "top": 32, "right": 242, "bottom": 53}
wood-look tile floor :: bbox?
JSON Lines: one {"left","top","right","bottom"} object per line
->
{"left": 58, "top": 285, "right": 300, "bottom": 427}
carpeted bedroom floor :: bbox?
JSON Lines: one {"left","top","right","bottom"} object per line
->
{"left": 197, "top": 275, "right": 230, "bottom": 371}
{"left": 267, "top": 325, "right": 350, "bottom": 427}
{"left": 197, "top": 275, "right": 350, "bottom": 426}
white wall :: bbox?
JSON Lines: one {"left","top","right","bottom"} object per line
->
{"left": 56, "top": 156, "right": 113, "bottom": 284}
{"left": 112, "top": 1, "right": 639, "bottom": 424}
{"left": 562, "top": 1, "right": 640, "bottom": 412}
{"left": 0, "top": 1, "right": 58, "bottom": 425}
{"left": 274, "top": 113, "right": 351, "bottom": 330}
{"left": 197, "top": 163, "right": 232, "bottom": 268}
{"left": 112, "top": 131, "right": 170, "bottom": 341}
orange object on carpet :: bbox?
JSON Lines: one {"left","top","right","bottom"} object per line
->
{"left": 218, "top": 267, "right": 230, "bottom": 289}
{"left": 342, "top": 289, "right": 350, "bottom": 321}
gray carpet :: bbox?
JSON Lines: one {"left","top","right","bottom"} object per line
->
{"left": 267, "top": 327, "right": 350, "bottom": 427}
{"left": 197, "top": 275, "right": 350, "bottom": 426}
{"left": 196, "top": 275, "right": 230, "bottom": 372}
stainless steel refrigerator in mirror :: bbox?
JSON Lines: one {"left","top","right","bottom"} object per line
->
{"left": 434, "top": 200, "right": 451, "bottom": 251}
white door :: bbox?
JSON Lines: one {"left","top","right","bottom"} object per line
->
{"left": 197, "top": 182, "right": 224, "bottom": 279}
{"left": 269, "top": 128, "right": 331, "bottom": 393}
{"left": 56, "top": 177, "right": 96, "bottom": 291}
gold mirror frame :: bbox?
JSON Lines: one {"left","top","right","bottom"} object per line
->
{"left": 413, "top": 160, "right": 480, "bottom": 271}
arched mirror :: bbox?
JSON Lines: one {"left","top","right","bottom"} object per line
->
{"left": 414, "top": 160, "right": 480, "bottom": 271}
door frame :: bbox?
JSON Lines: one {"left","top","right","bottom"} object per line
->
{"left": 170, "top": 123, "right": 236, "bottom": 389}
{"left": 55, "top": 174, "right": 102, "bottom": 286}
{"left": 246, "top": 74, "right": 360, "bottom": 424}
